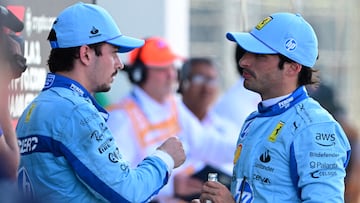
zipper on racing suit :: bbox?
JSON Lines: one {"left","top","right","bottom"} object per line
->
{"left": 239, "top": 176, "right": 247, "bottom": 203}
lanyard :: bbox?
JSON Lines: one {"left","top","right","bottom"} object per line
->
{"left": 247, "top": 86, "right": 309, "bottom": 120}
{"left": 42, "top": 73, "right": 109, "bottom": 121}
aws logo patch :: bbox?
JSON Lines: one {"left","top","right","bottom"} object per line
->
{"left": 315, "top": 132, "right": 336, "bottom": 147}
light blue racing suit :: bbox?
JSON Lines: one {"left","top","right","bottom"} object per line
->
{"left": 16, "top": 73, "right": 170, "bottom": 203}
{"left": 231, "top": 86, "right": 351, "bottom": 203}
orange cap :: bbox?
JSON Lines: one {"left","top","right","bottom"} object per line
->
{"left": 128, "top": 37, "right": 181, "bottom": 67}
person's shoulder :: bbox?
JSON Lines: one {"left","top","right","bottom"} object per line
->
{"left": 292, "top": 99, "right": 350, "bottom": 150}
{"left": 37, "top": 88, "right": 101, "bottom": 119}
{"left": 106, "top": 94, "right": 134, "bottom": 113}
{"left": 176, "top": 97, "right": 195, "bottom": 116}
{"left": 207, "top": 110, "right": 235, "bottom": 126}
{"left": 46, "top": 87, "right": 91, "bottom": 106}
{"left": 205, "top": 111, "right": 240, "bottom": 135}
{"left": 292, "top": 98, "right": 338, "bottom": 127}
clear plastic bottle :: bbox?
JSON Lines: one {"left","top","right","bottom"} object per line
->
{"left": 205, "top": 173, "right": 218, "bottom": 203}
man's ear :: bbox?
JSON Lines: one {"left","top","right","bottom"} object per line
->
{"left": 79, "top": 45, "right": 91, "bottom": 65}
{"left": 182, "top": 80, "right": 190, "bottom": 91}
{"left": 286, "top": 62, "right": 302, "bottom": 76}
{"left": 177, "top": 80, "right": 190, "bottom": 94}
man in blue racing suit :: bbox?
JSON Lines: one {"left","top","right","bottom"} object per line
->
{"left": 193, "top": 12, "right": 351, "bottom": 203}
{"left": 16, "top": 3, "right": 185, "bottom": 203}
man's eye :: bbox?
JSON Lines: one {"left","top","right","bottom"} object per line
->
{"left": 254, "top": 54, "right": 266, "bottom": 58}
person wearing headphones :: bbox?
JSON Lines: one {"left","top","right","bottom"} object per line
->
{"left": 107, "top": 37, "right": 236, "bottom": 202}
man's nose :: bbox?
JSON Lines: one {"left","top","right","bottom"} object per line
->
{"left": 116, "top": 56, "right": 124, "bottom": 70}
{"left": 239, "top": 52, "right": 252, "bottom": 68}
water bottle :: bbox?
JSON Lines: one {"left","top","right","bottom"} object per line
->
{"left": 205, "top": 173, "right": 218, "bottom": 203}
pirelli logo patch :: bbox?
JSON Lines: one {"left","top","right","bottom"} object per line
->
{"left": 256, "top": 16, "right": 273, "bottom": 30}
{"left": 268, "top": 121, "right": 284, "bottom": 142}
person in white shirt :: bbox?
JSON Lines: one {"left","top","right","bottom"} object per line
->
{"left": 179, "top": 57, "right": 238, "bottom": 177}
{"left": 176, "top": 57, "right": 239, "bottom": 200}
{"left": 107, "top": 37, "right": 235, "bottom": 203}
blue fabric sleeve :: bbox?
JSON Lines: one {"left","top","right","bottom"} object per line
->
{"left": 293, "top": 122, "right": 350, "bottom": 203}
{"left": 60, "top": 103, "right": 169, "bottom": 202}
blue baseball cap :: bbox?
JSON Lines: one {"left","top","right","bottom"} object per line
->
{"left": 226, "top": 12, "right": 318, "bottom": 68}
{"left": 49, "top": 2, "right": 144, "bottom": 53}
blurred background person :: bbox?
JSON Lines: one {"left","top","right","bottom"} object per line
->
{"left": 0, "top": 3, "right": 26, "bottom": 182}
{"left": 107, "top": 37, "right": 235, "bottom": 202}
{"left": 0, "top": 4, "right": 27, "bottom": 203}
{"left": 179, "top": 57, "right": 238, "bottom": 176}
{"left": 213, "top": 45, "right": 261, "bottom": 133}
{"left": 175, "top": 57, "right": 239, "bottom": 200}
{"left": 308, "top": 83, "right": 360, "bottom": 203}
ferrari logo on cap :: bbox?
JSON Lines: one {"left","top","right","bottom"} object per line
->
{"left": 256, "top": 16, "right": 273, "bottom": 30}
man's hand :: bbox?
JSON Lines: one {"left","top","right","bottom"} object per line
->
{"left": 157, "top": 137, "right": 186, "bottom": 168}
{"left": 174, "top": 173, "right": 203, "bottom": 198}
{"left": 192, "top": 181, "right": 235, "bottom": 203}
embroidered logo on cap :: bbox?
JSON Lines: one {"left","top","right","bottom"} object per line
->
{"left": 90, "top": 26, "right": 99, "bottom": 34}
{"left": 285, "top": 38, "right": 297, "bottom": 51}
{"left": 255, "top": 16, "right": 273, "bottom": 30}
{"left": 90, "top": 26, "right": 101, "bottom": 38}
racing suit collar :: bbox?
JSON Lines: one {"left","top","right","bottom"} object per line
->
{"left": 250, "top": 86, "right": 309, "bottom": 119}
{"left": 42, "top": 73, "right": 109, "bottom": 121}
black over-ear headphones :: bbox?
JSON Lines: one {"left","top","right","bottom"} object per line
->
{"left": 126, "top": 41, "right": 147, "bottom": 85}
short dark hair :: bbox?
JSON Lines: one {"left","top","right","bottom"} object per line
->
{"left": 177, "top": 57, "right": 216, "bottom": 94}
{"left": 47, "top": 29, "right": 104, "bottom": 73}
{"left": 180, "top": 57, "right": 215, "bottom": 81}
{"left": 235, "top": 45, "right": 246, "bottom": 76}
{"left": 278, "top": 54, "right": 319, "bottom": 86}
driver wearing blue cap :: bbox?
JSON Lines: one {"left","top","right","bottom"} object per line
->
{"left": 193, "top": 12, "right": 350, "bottom": 203}
{"left": 16, "top": 2, "right": 186, "bottom": 202}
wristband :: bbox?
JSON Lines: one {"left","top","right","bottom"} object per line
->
{"left": 152, "top": 149, "right": 175, "bottom": 174}
{"left": 0, "top": 127, "right": 3, "bottom": 137}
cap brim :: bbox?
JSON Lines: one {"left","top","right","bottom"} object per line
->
{"left": 107, "top": 35, "right": 145, "bottom": 53}
{"left": 226, "top": 32, "right": 276, "bottom": 54}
